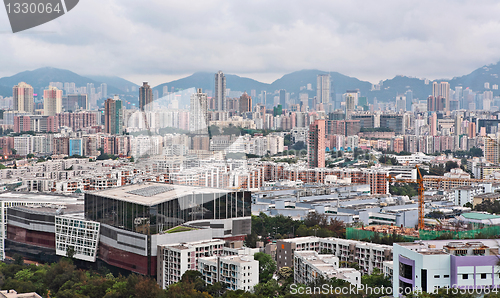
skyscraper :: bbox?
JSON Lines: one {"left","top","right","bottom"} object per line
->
{"left": 214, "top": 71, "right": 226, "bottom": 111}
{"left": 44, "top": 86, "right": 62, "bottom": 116}
{"left": 395, "top": 95, "right": 406, "bottom": 112}
{"left": 101, "top": 83, "right": 107, "bottom": 99}
{"left": 279, "top": 89, "right": 286, "bottom": 107}
{"left": 454, "top": 113, "right": 462, "bottom": 136}
{"left": 261, "top": 91, "right": 267, "bottom": 107}
{"left": 239, "top": 92, "right": 252, "bottom": 114}
{"left": 345, "top": 94, "right": 356, "bottom": 111}
{"left": 430, "top": 112, "right": 437, "bottom": 136}
{"left": 308, "top": 119, "right": 326, "bottom": 168}
{"left": 139, "top": 82, "right": 153, "bottom": 112}
{"left": 13, "top": 82, "right": 34, "bottom": 114}
{"left": 189, "top": 88, "right": 208, "bottom": 133}
{"left": 105, "top": 96, "right": 123, "bottom": 135}
{"left": 317, "top": 74, "right": 330, "bottom": 104}
{"left": 405, "top": 90, "right": 413, "bottom": 111}
{"left": 455, "top": 86, "right": 463, "bottom": 109}
{"left": 432, "top": 82, "right": 450, "bottom": 112}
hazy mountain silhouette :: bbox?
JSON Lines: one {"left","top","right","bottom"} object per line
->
{"left": 3, "top": 62, "right": 500, "bottom": 103}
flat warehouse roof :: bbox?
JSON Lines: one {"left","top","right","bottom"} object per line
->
{"left": 87, "top": 182, "right": 235, "bottom": 206}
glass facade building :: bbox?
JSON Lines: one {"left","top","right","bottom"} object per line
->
{"left": 85, "top": 190, "right": 251, "bottom": 235}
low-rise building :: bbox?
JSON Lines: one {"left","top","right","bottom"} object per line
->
{"left": 199, "top": 255, "right": 259, "bottom": 291}
{"left": 0, "top": 289, "right": 42, "bottom": 298}
{"left": 294, "top": 251, "right": 361, "bottom": 287}
{"left": 157, "top": 239, "right": 225, "bottom": 288}
{"left": 275, "top": 236, "right": 392, "bottom": 274}
{"left": 392, "top": 239, "right": 500, "bottom": 296}
{"left": 383, "top": 260, "right": 393, "bottom": 280}
{"left": 472, "top": 193, "right": 500, "bottom": 208}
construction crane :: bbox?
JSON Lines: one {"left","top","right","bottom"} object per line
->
{"left": 387, "top": 165, "right": 499, "bottom": 231}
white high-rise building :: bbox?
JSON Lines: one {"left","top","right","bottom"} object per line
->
{"left": 189, "top": 88, "right": 208, "bottom": 133}
{"left": 396, "top": 95, "right": 406, "bottom": 112}
{"left": 432, "top": 82, "right": 450, "bottom": 111}
{"left": 101, "top": 83, "right": 107, "bottom": 99}
{"left": 214, "top": 71, "right": 226, "bottom": 111}
{"left": 13, "top": 135, "right": 32, "bottom": 156}
{"left": 43, "top": 86, "right": 63, "bottom": 116}
{"left": 13, "top": 82, "right": 34, "bottom": 114}
{"left": 317, "top": 74, "right": 330, "bottom": 104}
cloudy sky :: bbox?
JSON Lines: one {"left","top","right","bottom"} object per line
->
{"left": 1, "top": 0, "right": 500, "bottom": 86}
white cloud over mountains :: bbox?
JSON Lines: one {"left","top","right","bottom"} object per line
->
{"left": 1, "top": 0, "right": 500, "bottom": 86}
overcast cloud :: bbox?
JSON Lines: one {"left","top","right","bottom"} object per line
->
{"left": 1, "top": 0, "right": 500, "bottom": 86}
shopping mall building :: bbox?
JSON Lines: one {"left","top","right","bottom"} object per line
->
{"left": 5, "top": 182, "right": 252, "bottom": 276}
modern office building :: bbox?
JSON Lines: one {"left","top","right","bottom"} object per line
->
{"left": 13, "top": 82, "right": 34, "bottom": 114}
{"left": 63, "top": 94, "right": 88, "bottom": 111}
{"left": 351, "top": 113, "right": 375, "bottom": 128}
{"left": 308, "top": 119, "right": 326, "bottom": 168}
{"left": 380, "top": 114, "right": 405, "bottom": 134}
{"left": 214, "top": 71, "right": 226, "bottom": 111}
{"left": 44, "top": 86, "right": 63, "bottom": 116}
{"left": 139, "top": 82, "right": 153, "bottom": 112}
{"left": 199, "top": 255, "right": 259, "bottom": 291}
{"left": 279, "top": 89, "right": 286, "bottom": 108}
{"left": 69, "top": 138, "right": 83, "bottom": 156}
{"left": 317, "top": 74, "right": 330, "bottom": 104}
{"left": 393, "top": 239, "right": 500, "bottom": 296}
{"left": 84, "top": 183, "right": 252, "bottom": 276}
{"left": 294, "top": 251, "right": 361, "bottom": 287}
{"left": 104, "top": 96, "right": 123, "bottom": 135}
{"left": 189, "top": 88, "right": 208, "bottom": 133}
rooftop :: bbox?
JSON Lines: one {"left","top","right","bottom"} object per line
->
{"left": 12, "top": 204, "right": 84, "bottom": 215}
{"left": 162, "top": 239, "right": 224, "bottom": 250}
{"left": 460, "top": 212, "right": 500, "bottom": 220}
{"left": 89, "top": 182, "right": 233, "bottom": 206}
{"left": 0, "top": 192, "right": 83, "bottom": 203}
{"left": 397, "top": 239, "right": 500, "bottom": 252}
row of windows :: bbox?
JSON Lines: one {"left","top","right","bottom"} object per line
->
{"left": 85, "top": 192, "right": 251, "bottom": 234}
{"left": 55, "top": 219, "right": 99, "bottom": 230}
{"left": 56, "top": 244, "right": 96, "bottom": 257}
{"left": 461, "top": 273, "right": 499, "bottom": 280}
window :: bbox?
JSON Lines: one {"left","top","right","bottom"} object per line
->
{"left": 463, "top": 274, "right": 468, "bottom": 280}
{"left": 434, "top": 275, "right": 440, "bottom": 278}
{"left": 444, "top": 275, "right": 449, "bottom": 278}
{"left": 481, "top": 273, "right": 487, "bottom": 279}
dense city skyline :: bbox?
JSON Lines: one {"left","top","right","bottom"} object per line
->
{"left": 2, "top": 1, "right": 500, "bottom": 86}
{"left": 4, "top": 2, "right": 500, "bottom": 297}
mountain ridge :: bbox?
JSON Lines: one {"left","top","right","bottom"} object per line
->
{"left": 2, "top": 62, "right": 500, "bottom": 103}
